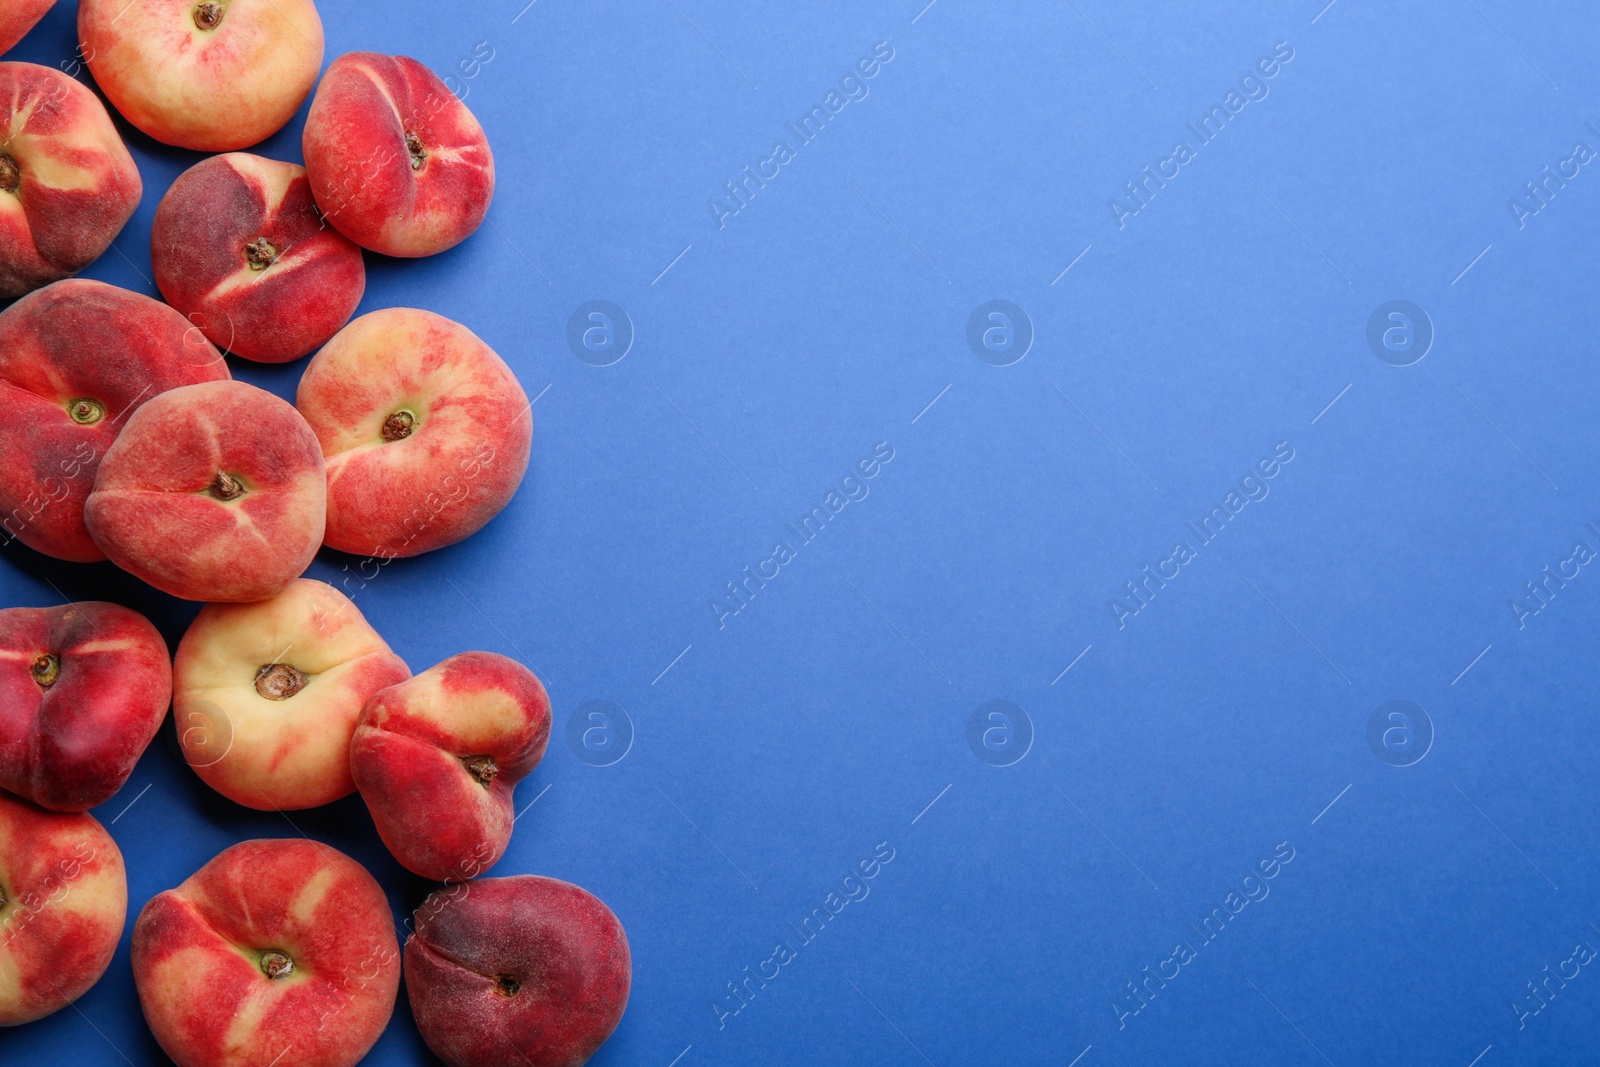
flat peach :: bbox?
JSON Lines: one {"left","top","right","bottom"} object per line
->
{"left": 0, "top": 279, "right": 228, "bottom": 561}
{"left": 85, "top": 380, "right": 326, "bottom": 602}
{"left": 303, "top": 52, "right": 494, "bottom": 257}
{"left": 132, "top": 838, "right": 399, "bottom": 1067}
{"left": 174, "top": 579, "right": 410, "bottom": 811}
{"left": 0, "top": 601, "right": 171, "bottom": 811}
{"left": 79, "top": 0, "right": 323, "bottom": 151}
{"left": 0, "top": 1, "right": 54, "bottom": 55}
{"left": 0, "top": 62, "right": 141, "bottom": 298}
{"left": 0, "top": 793, "right": 126, "bottom": 1026}
{"left": 153, "top": 153, "right": 366, "bottom": 364}
{"left": 297, "top": 309, "right": 530, "bottom": 559}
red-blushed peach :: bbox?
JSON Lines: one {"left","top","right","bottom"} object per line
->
{"left": 0, "top": 62, "right": 141, "bottom": 298}
{"left": 85, "top": 380, "right": 326, "bottom": 603}
{"left": 406, "top": 876, "right": 630, "bottom": 1067}
{"left": 152, "top": 153, "right": 366, "bottom": 365}
{"left": 0, "top": 279, "right": 228, "bottom": 562}
{"left": 173, "top": 579, "right": 410, "bottom": 811}
{"left": 0, "top": 602, "right": 171, "bottom": 812}
{"left": 302, "top": 52, "right": 494, "bottom": 257}
{"left": 0, "top": 1, "right": 54, "bottom": 55}
{"left": 132, "top": 838, "right": 399, "bottom": 1067}
{"left": 296, "top": 309, "right": 530, "bottom": 559}
{"left": 351, "top": 653, "right": 549, "bottom": 882}
{"left": 0, "top": 793, "right": 126, "bottom": 1026}
{"left": 78, "top": 0, "right": 323, "bottom": 152}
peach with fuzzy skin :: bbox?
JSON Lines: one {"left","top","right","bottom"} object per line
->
{"left": 0, "top": 1, "right": 54, "bottom": 55}
{"left": 0, "top": 793, "right": 127, "bottom": 1026}
{"left": 351, "top": 652, "right": 549, "bottom": 882}
{"left": 297, "top": 309, "right": 530, "bottom": 559}
{"left": 406, "top": 876, "right": 630, "bottom": 1067}
{"left": 174, "top": 579, "right": 411, "bottom": 811}
{"left": 0, "top": 280, "right": 229, "bottom": 562}
{"left": 0, "top": 62, "right": 142, "bottom": 298}
{"left": 85, "top": 380, "right": 326, "bottom": 603}
{"left": 303, "top": 52, "right": 494, "bottom": 257}
{"left": 78, "top": 0, "right": 323, "bottom": 152}
{"left": 153, "top": 153, "right": 366, "bottom": 364}
{"left": 132, "top": 838, "right": 399, "bottom": 1067}
{"left": 0, "top": 602, "right": 171, "bottom": 812}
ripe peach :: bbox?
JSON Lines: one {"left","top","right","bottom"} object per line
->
{"left": 174, "top": 579, "right": 410, "bottom": 811}
{"left": 78, "top": 0, "right": 324, "bottom": 152}
{"left": 0, "top": 793, "right": 126, "bottom": 1026}
{"left": 0, "top": 602, "right": 171, "bottom": 812}
{"left": 351, "top": 653, "right": 549, "bottom": 882}
{"left": 0, "top": 279, "right": 228, "bottom": 562}
{"left": 303, "top": 52, "right": 495, "bottom": 257}
{"left": 406, "top": 876, "right": 630, "bottom": 1067}
{"left": 0, "top": 62, "right": 141, "bottom": 298}
{"left": 85, "top": 380, "right": 326, "bottom": 603}
{"left": 153, "top": 153, "right": 366, "bottom": 365}
{"left": 0, "top": 1, "right": 54, "bottom": 55}
{"left": 296, "top": 309, "right": 530, "bottom": 559}
{"left": 132, "top": 838, "right": 399, "bottom": 1067}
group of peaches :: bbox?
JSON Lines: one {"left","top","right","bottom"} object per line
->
{"left": 0, "top": 2, "right": 629, "bottom": 1066}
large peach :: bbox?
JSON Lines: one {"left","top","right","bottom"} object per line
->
{"left": 153, "top": 153, "right": 366, "bottom": 365}
{"left": 0, "top": 1, "right": 54, "bottom": 55}
{"left": 406, "top": 876, "right": 630, "bottom": 1067}
{"left": 303, "top": 52, "right": 494, "bottom": 257}
{"left": 132, "top": 838, "right": 399, "bottom": 1067}
{"left": 297, "top": 309, "right": 530, "bottom": 559}
{"left": 0, "top": 793, "right": 126, "bottom": 1026}
{"left": 351, "top": 652, "right": 549, "bottom": 882}
{"left": 0, "top": 62, "right": 141, "bottom": 298}
{"left": 174, "top": 579, "right": 410, "bottom": 811}
{"left": 78, "top": 0, "right": 323, "bottom": 151}
{"left": 85, "top": 380, "right": 326, "bottom": 603}
{"left": 0, "top": 279, "right": 228, "bottom": 562}
{"left": 0, "top": 602, "right": 171, "bottom": 812}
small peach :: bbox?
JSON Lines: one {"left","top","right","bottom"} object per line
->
{"left": 296, "top": 309, "right": 530, "bottom": 559}
{"left": 174, "top": 579, "right": 411, "bottom": 811}
{"left": 0, "top": 279, "right": 228, "bottom": 562}
{"left": 85, "top": 380, "right": 326, "bottom": 603}
{"left": 78, "top": 0, "right": 324, "bottom": 151}
{"left": 0, "top": 793, "right": 127, "bottom": 1026}
{"left": 351, "top": 652, "right": 549, "bottom": 882}
{"left": 132, "top": 838, "right": 399, "bottom": 1067}
{"left": 303, "top": 52, "right": 494, "bottom": 257}
{"left": 153, "top": 153, "right": 366, "bottom": 364}
{"left": 0, "top": 62, "right": 142, "bottom": 298}
{"left": 0, "top": 602, "right": 171, "bottom": 812}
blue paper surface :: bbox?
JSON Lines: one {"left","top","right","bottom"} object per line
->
{"left": 4, "top": 0, "right": 1600, "bottom": 1064}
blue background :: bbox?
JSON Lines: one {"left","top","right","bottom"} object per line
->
{"left": 3, "top": 0, "right": 1600, "bottom": 1064}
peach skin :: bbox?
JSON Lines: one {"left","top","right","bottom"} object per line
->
{"left": 132, "top": 838, "right": 400, "bottom": 1067}
{"left": 296, "top": 308, "right": 531, "bottom": 559}
{"left": 0, "top": 793, "right": 127, "bottom": 1026}
{"left": 0, "top": 62, "right": 142, "bottom": 298}
{"left": 0, "top": 1, "right": 54, "bottom": 56}
{"left": 0, "top": 601, "right": 171, "bottom": 812}
{"left": 174, "top": 579, "right": 411, "bottom": 811}
{"left": 351, "top": 652, "right": 550, "bottom": 882}
{"left": 85, "top": 380, "right": 326, "bottom": 603}
{"left": 406, "top": 876, "right": 631, "bottom": 1067}
{"left": 78, "top": 0, "right": 324, "bottom": 151}
{"left": 303, "top": 52, "right": 494, "bottom": 257}
{"left": 153, "top": 153, "right": 366, "bottom": 364}
{"left": 0, "top": 279, "right": 229, "bottom": 562}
